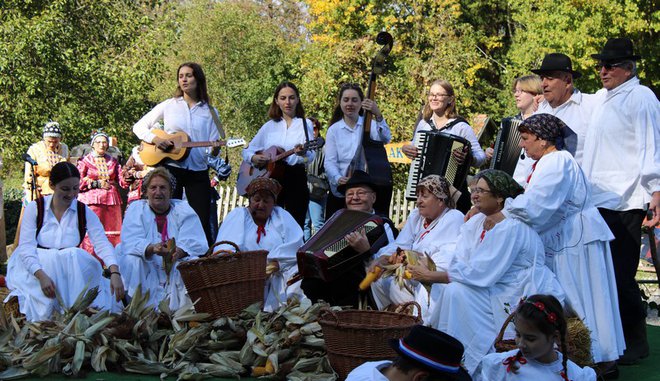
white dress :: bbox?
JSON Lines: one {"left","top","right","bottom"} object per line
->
{"left": 117, "top": 199, "right": 208, "bottom": 311}
{"left": 430, "top": 213, "right": 565, "bottom": 375}
{"left": 215, "top": 206, "right": 304, "bottom": 312}
{"left": 6, "top": 196, "right": 120, "bottom": 321}
{"left": 475, "top": 349, "right": 596, "bottom": 381}
{"left": 345, "top": 360, "right": 391, "bottom": 381}
{"left": 370, "top": 208, "right": 464, "bottom": 321}
{"left": 503, "top": 150, "right": 625, "bottom": 362}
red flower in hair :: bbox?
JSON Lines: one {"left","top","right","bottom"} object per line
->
{"left": 533, "top": 302, "right": 545, "bottom": 311}
{"left": 547, "top": 312, "right": 558, "bottom": 324}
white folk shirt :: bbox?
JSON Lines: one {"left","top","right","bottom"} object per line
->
{"left": 345, "top": 360, "right": 392, "bottom": 381}
{"left": 133, "top": 97, "right": 220, "bottom": 171}
{"left": 242, "top": 117, "right": 315, "bottom": 166}
{"left": 514, "top": 89, "right": 597, "bottom": 185}
{"left": 16, "top": 195, "right": 117, "bottom": 276}
{"left": 325, "top": 116, "right": 391, "bottom": 197}
{"left": 582, "top": 77, "right": 660, "bottom": 211}
{"left": 214, "top": 206, "right": 304, "bottom": 312}
{"left": 475, "top": 349, "right": 596, "bottom": 381}
{"left": 414, "top": 119, "right": 487, "bottom": 167}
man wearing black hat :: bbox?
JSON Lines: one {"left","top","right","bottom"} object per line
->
{"left": 300, "top": 170, "right": 395, "bottom": 307}
{"left": 346, "top": 325, "right": 471, "bottom": 381}
{"left": 513, "top": 53, "right": 597, "bottom": 181}
{"left": 582, "top": 37, "right": 660, "bottom": 365}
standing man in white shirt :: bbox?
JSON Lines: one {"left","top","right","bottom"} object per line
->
{"left": 582, "top": 37, "right": 660, "bottom": 365}
{"left": 514, "top": 53, "right": 596, "bottom": 184}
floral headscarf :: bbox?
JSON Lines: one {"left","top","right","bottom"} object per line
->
{"left": 417, "top": 175, "right": 461, "bottom": 209}
{"left": 519, "top": 113, "right": 566, "bottom": 149}
{"left": 246, "top": 177, "right": 282, "bottom": 200}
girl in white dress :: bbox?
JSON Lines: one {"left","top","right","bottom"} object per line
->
{"left": 6, "top": 162, "right": 124, "bottom": 321}
{"left": 475, "top": 294, "right": 596, "bottom": 381}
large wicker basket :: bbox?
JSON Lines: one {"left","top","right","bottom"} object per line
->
{"left": 178, "top": 241, "right": 267, "bottom": 318}
{"left": 319, "top": 302, "right": 422, "bottom": 380}
{"left": 494, "top": 311, "right": 594, "bottom": 367}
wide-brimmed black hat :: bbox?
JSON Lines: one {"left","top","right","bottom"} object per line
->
{"left": 591, "top": 37, "right": 641, "bottom": 63}
{"left": 531, "top": 53, "right": 582, "bottom": 79}
{"left": 389, "top": 325, "right": 472, "bottom": 380}
{"left": 337, "top": 170, "right": 376, "bottom": 194}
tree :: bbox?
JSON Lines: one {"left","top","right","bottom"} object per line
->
{"left": 0, "top": 0, "right": 178, "bottom": 174}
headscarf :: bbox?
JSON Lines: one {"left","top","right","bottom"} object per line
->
{"left": 246, "top": 177, "right": 282, "bottom": 200}
{"left": 43, "top": 121, "right": 62, "bottom": 138}
{"left": 417, "top": 175, "right": 461, "bottom": 209}
{"left": 474, "top": 169, "right": 524, "bottom": 200}
{"left": 90, "top": 130, "right": 110, "bottom": 146}
{"left": 519, "top": 113, "right": 566, "bottom": 149}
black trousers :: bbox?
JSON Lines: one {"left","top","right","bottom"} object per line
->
{"left": 276, "top": 164, "right": 309, "bottom": 228}
{"left": 165, "top": 165, "right": 215, "bottom": 246}
{"left": 598, "top": 208, "right": 647, "bottom": 326}
{"left": 301, "top": 263, "right": 375, "bottom": 308}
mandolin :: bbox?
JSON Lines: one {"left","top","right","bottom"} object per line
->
{"left": 138, "top": 129, "right": 245, "bottom": 166}
{"left": 236, "top": 138, "right": 324, "bottom": 196}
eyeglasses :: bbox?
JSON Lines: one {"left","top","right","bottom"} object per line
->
{"left": 513, "top": 89, "right": 532, "bottom": 95}
{"left": 345, "top": 190, "right": 373, "bottom": 198}
{"left": 596, "top": 62, "right": 626, "bottom": 71}
{"left": 428, "top": 93, "right": 450, "bottom": 99}
{"left": 470, "top": 187, "right": 492, "bottom": 195}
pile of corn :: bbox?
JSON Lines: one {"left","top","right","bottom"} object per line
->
{"left": 0, "top": 286, "right": 337, "bottom": 380}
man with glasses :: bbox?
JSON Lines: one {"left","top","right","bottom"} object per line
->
{"left": 300, "top": 170, "right": 395, "bottom": 307}
{"left": 582, "top": 37, "right": 660, "bottom": 365}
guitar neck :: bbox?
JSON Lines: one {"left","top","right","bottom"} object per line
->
{"left": 181, "top": 141, "right": 223, "bottom": 149}
{"left": 273, "top": 148, "right": 297, "bottom": 162}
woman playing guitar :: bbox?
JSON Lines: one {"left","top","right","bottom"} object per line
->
{"left": 133, "top": 62, "right": 221, "bottom": 245}
{"left": 240, "top": 81, "right": 315, "bottom": 228}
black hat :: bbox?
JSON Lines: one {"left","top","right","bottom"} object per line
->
{"left": 591, "top": 37, "right": 641, "bottom": 63}
{"left": 337, "top": 170, "right": 376, "bottom": 194}
{"left": 389, "top": 325, "right": 471, "bottom": 380}
{"left": 531, "top": 53, "right": 582, "bottom": 79}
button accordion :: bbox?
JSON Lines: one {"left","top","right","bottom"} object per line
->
{"left": 296, "top": 209, "right": 389, "bottom": 282}
{"left": 489, "top": 117, "right": 523, "bottom": 175}
{"left": 405, "top": 131, "right": 471, "bottom": 201}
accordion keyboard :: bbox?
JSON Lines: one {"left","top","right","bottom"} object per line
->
{"left": 404, "top": 132, "right": 427, "bottom": 200}
{"left": 323, "top": 221, "right": 378, "bottom": 258}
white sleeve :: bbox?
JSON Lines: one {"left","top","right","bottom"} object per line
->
{"left": 133, "top": 100, "right": 169, "bottom": 144}
{"left": 85, "top": 206, "right": 118, "bottom": 267}
{"left": 215, "top": 208, "right": 248, "bottom": 250}
{"left": 461, "top": 122, "right": 486, "bottom": 167}
{"left": 375, "top": 210, "right": 418, "bottom": 257}
{"left": 267, "top": 209, "right": 304, "bottom": 268}
{"left": 119, "top": 202, "right": 153, "bottom": 258}
{"left": 324, "top": 126, "right": 343, "bottom": 184}
{"left": 171, "top": 202, "right": 209, "bottom": 258}
{"left": 371, "top": 118, "right": 392, "bottom": 143}
{"left": 634, "top": 92, "right": 660, "bottom": 194}
{"left": 16, "top": 201, "right": 41, "bottom": 275}
{"left": 242, "top": 122, "right": 269, "bottom": 163}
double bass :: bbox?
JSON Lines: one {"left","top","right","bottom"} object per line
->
{"left": 346, "top": 32, "right": 394, "bottom": 215}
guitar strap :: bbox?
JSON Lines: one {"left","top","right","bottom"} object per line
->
{"left": 208, "top": 103, "right": 229, "bottom": 163}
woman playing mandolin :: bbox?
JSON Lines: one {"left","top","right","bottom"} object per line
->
{"left": 133, "top": 62, "right": 221, "bottom": 245}
{"left": 324, "top": 83, "right": 391, "bottom": 219}
{"left": 240, "top": 81, "right": 315, "bottom": 228}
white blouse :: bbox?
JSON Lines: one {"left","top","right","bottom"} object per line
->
{"left": 242, "top": 117, "right": 315, "bottom": 166}
{"left": 133, "top": 97, "right": 220, "bottom": 171}
{"left": 325, "top": 116, "right": 391, "bottom": 196}
{"left": 16, "top": 195, "right": 117, "bottom": 276}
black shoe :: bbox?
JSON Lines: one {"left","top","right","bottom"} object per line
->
{"left": 619, "top": 322, "right": 649, "bottom": 365}
{"left": 596, "top": 362, "right": 619, "bottom": 380}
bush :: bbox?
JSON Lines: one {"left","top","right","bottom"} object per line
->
{"left": 3, "top": 187, "right": 23, "bottom": 245}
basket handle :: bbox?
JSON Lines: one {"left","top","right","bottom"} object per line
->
{"left": 397, "top": 301, "right": 423, "bottom": 321}
{"left": 206, "top": 241, "right": 240, "bottom": 257}
{"left": 319, "top": 307, "right": 340, "bottom": 326}
{"left": 495, "top": 311, "right": 516, "bottom": 344}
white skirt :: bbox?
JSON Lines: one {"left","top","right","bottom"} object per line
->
{"left": 5, "top": 247, "right": 114, "bottom": 321}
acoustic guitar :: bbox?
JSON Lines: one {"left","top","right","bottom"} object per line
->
{"left": 139, "top": 130, "right": 245, "bottom": 166}
{"left": 235, "top": 138, "right": 324, "bottom": 196}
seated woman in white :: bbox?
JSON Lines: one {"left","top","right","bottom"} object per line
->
{"left": 118, "top": 167, "right": 208, "bottom": 311}
{"left": 425, "top": 169, "right": 565, "bottom": 376}
{"left": 369, "top": 175, "right": 463, "bottom": 321}
{"left": 215, "top": 177, "right": 304, "bottom": 312}
{"left": 6, "top": 162, "right": 124, "bottom": 321}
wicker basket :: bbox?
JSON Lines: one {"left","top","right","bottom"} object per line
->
{"left": 494, "top": 312, "right": 594, "bottom": 367}
{"left": 319, "top": 302, "right": 422, "bottom": 380}
{"left": 178, "top": 241, "right": 267, "bottom": 318}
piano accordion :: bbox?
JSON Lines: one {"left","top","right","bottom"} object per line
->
{"left": 489, "top": 117, "right": 523, "bottom": 175}
{"left": 405, "top": 131, "right": 471, "bottom": 201}
{"left": 296, "top": 209, "right": 389, "bottom": 282}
